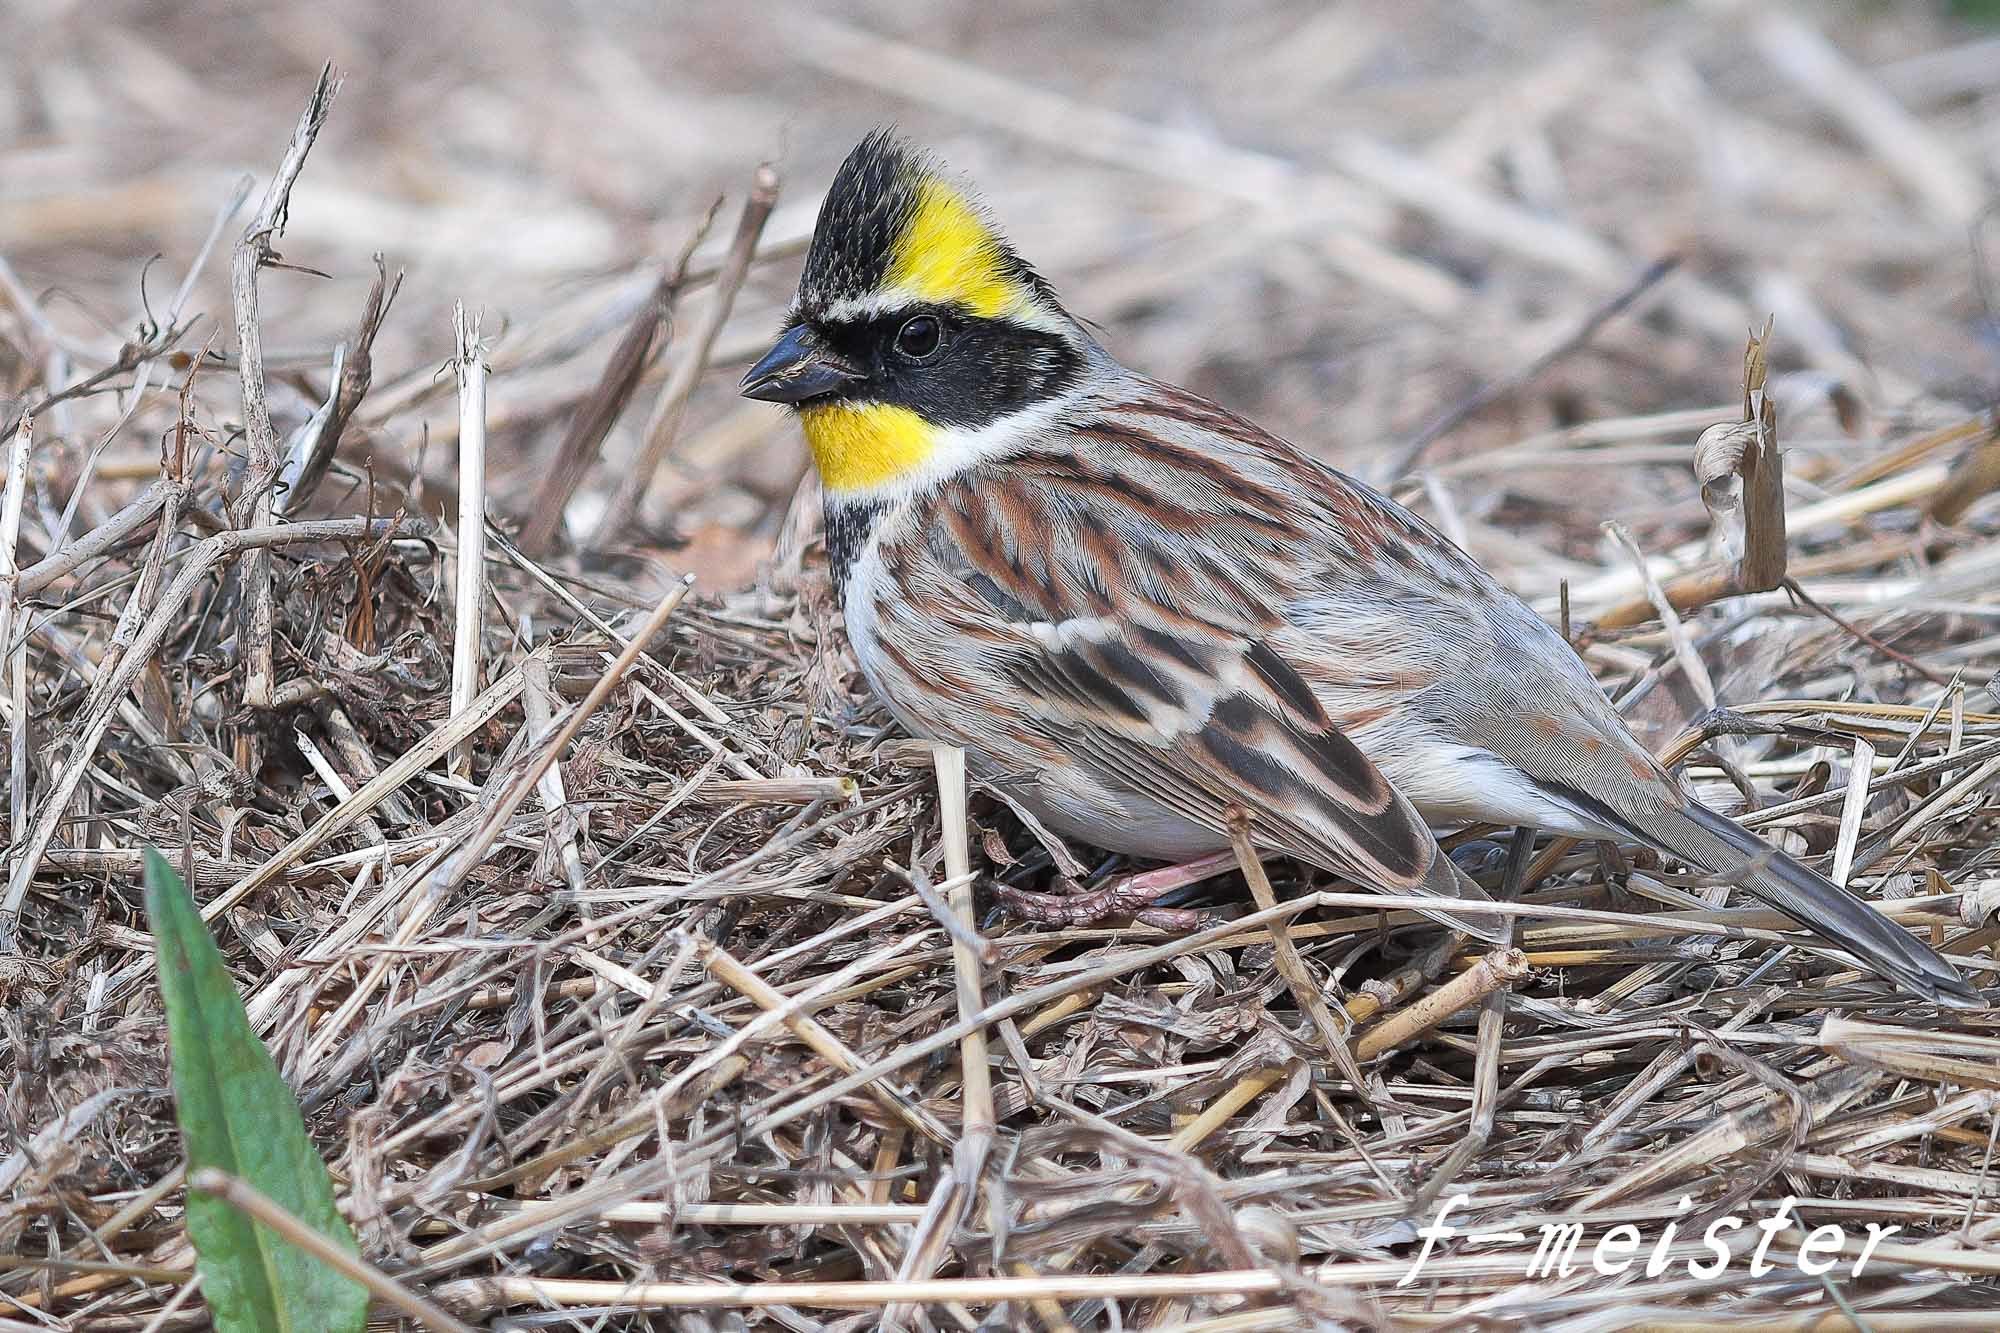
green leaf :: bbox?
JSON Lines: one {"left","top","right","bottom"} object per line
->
{"left": 143, "top": 848, "right": 368, "bottom": 1333}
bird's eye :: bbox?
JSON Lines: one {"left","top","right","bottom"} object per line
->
{"left": 894, "top": 314, "right": 944, "bottom": 362}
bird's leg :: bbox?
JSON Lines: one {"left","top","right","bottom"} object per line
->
{"left": 1351, "top": 926, "right": 1467, "bottom": 1021}
{"left": 1594, "top": 839, "right": 1631, "bottom": 892}
{"left": 994, "top": 849, "right": 1238, "bottom": 929}
{"left": 1412, "top": 825, "right": 1533, "bottom": 1213}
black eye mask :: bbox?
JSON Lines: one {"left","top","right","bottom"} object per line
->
{"left": 805, "top": 309, "right": 1085, "bottom": 429}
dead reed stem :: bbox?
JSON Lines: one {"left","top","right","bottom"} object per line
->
{"left": 230, "top": 64, "right": 339, "bottom": 767}
{"left": 448, "top": 303, "right": 487, "bottom": 778}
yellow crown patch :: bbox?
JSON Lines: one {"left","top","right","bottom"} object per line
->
{"left": 886, "top": 180, "right": 1029, "bottom": 320}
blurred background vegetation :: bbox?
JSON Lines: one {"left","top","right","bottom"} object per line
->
{"left": 6, "top": 1, "right": 1996, "bottom": 590}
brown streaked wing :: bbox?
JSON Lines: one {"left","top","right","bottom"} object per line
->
{"left": 889, "top": 465, "right": 1501, "bottom": 940}
{"left": 1003, "top": 619, "right": 1501, "bottom": 940}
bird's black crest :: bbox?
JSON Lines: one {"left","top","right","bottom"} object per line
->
{"left": 798, "top": 130, "right": 920, "bottom": 311}
{"left": 796, "top": 130, "right": 1058, "bottom": 316}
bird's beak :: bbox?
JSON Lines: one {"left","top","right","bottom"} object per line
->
{"left": 740, "top": 324, "right": 865, "bottom": 404}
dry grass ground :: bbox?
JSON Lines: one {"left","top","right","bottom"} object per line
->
{"left": 4, "top": 2, "right": 2000, "bottom": 1328}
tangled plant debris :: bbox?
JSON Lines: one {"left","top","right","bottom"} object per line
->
{"left": 3, "top": 3, "right": 2000, "bottom": 1328}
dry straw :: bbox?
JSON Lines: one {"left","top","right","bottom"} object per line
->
{"left": 3, "top": 6, "right": 2000, "bottom": 1329}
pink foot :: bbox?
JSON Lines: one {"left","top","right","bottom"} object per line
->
{"left": 996, "top": 850, "right": 1241, "bottom": 928}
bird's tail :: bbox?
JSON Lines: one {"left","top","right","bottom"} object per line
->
{"left": 1641, "top": 801, "right": 1982, "bottom": 1008}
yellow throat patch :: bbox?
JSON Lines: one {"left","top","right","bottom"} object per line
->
{"left": 886, "top": 180, "right": 1029, "bottom": 319}
{"left": 798, "top": 401, "right": 938, "bottom": 493}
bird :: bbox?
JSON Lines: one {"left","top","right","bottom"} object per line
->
{"left": 740, "top": 130, "right": 1980, "bottom": 1009}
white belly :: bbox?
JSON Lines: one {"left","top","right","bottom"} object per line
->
{"left": 1374, "top": 740, "right": 1619, "bottom": 840}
